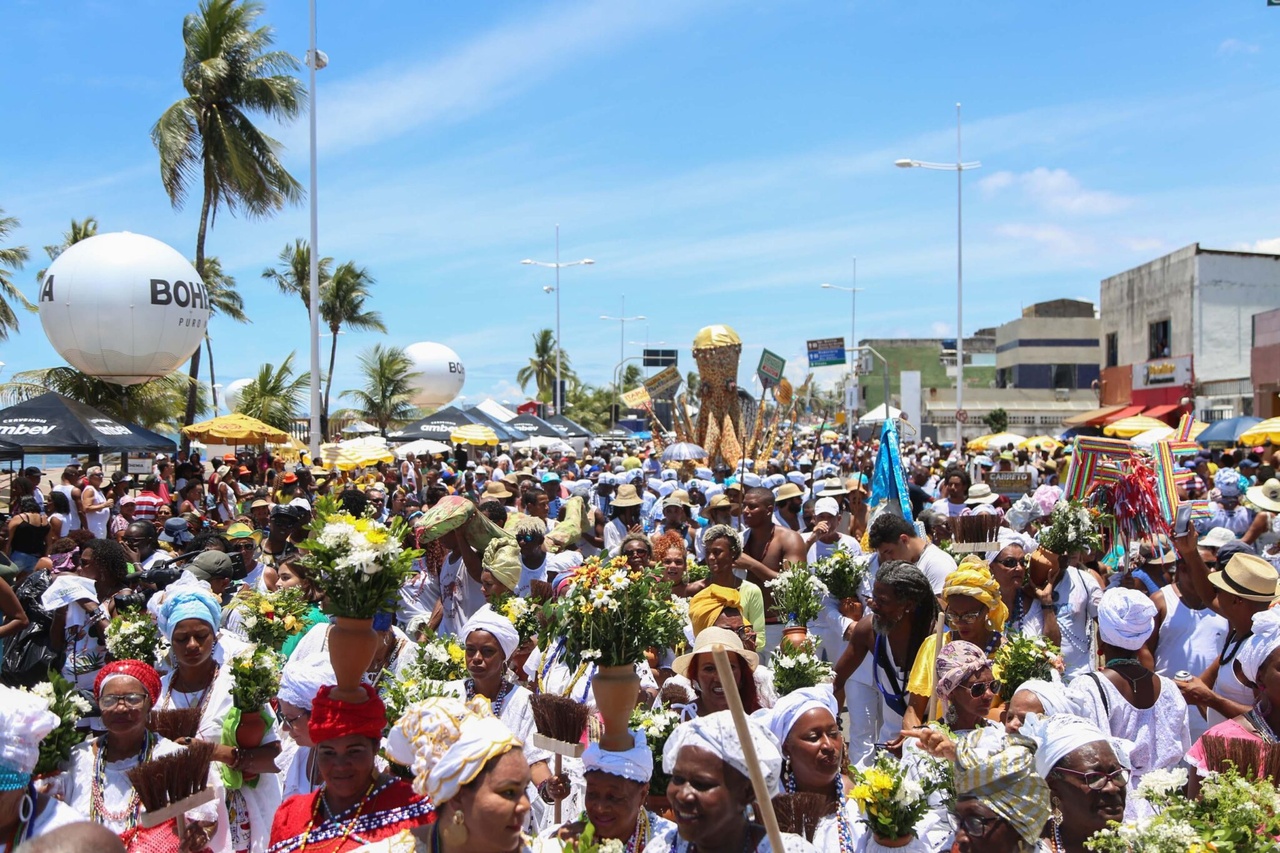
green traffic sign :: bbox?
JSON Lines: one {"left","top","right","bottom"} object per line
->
{"left": 757, "top": 348, "right": 785, "bottom": 388}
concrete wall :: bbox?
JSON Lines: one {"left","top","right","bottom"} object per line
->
{"left": 1194, "top": 251, "right": 1280, "bottom": 383}
{"left": 995, "top": 316, "right": 1101, "bottom": 368}
{"left": 1100, "top": 244, "right": 1197, "bottom": 369}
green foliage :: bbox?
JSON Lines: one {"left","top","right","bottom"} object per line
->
{"left": 228, "top": 644, "right": 282, "bottom": 711}
{"left": 105, "top": 605, "right": 165, "bottom": 667}
{"left": 630, "top": 706, "right": 682, "bottom": 796}
{"left": 517, "top": 329, "right": 574, "bottom": 403}
{"left": 341, "top": 344, "right": 417, "bottom": 434}
{"left": 990, "top": 632, "right": 1060, "bottom": 702}
{"left": 0, "top": 367, "right": 208, "bottom": 432}
{"left": 26, "top": 671, "right": 92, "bottom": 776}
{"left": 771, "top": 637, "right": 834, "bottom": 696}
{"left": 764, "top": 564, "right": 827, "bottom": 625}
{"left": 232, "top": 587, "right": 312, "bottom": 652}
{"left": 262, "top": 239, "right": 332, "bottom": 311}
{"left": 982, "top": 407, "right": 1009, "bottom": 434}
{"left": 380, "top": 636, "right": 467, "bottom": 723}
{"left": 37, "top": 217, "right": 98, "bottom": 284}
{"left": 234, "top": 352, "right": 309, "bottom": 431}
{"left": 0, "top": 208, "right": 33, "bottom": 340}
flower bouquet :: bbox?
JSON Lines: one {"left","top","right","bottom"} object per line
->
{"left": 684, "top": 559, "right": 710, "bottom": 584}
{"left": 771, "top": 637, "right": 834, "bottom": 696}
{"left": 1086, "top": 765, "right": 1280, "bottom": 853}
{"left": 563, "top": 824, "right": 624, "bottom": 853}
{"left": 1037, "top": 499, "right": 1108, "bottom": 556}
{"left": 229, "top": 645, "right": 281, "bottom": 712}
{"left": 24, "top": 671, "right": 91, "bottom": 776}
{"left": 630, "top": 706, "right": 683, "bottom": 796}
{"left": 811, "top": 547, "right": 870, "bottom": 602}
{"left": 494, "top": 594, "right": 542, "bottom": 646}
{"left": 848, "top": 751, "right": 947, "bottom": 845}
{"left": 105, "top": 605, "right": 165, "bottom": 668}
{"left": 765, "top": 563, "right": 827, "bottom": 646}
{"left": 380, "top": 660, "right": 462, "bottom": 728}
{"left": 233, "top": 587, "right": 312, "bottom": 652}
{"left": 990, "top": 632, "right": 1062, "bottom": 702}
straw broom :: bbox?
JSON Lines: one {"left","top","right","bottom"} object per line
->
{"left": 126, "top": 739, "right": 217, "bottom": 833}
{"left": 771, "top": 792, "right": 835, "bottom": 841}
{"left": 530, "top": 693, "right": 590, "bottom": 824}
{"left": 149, "top": 708, "right": 202, "bottom": 742}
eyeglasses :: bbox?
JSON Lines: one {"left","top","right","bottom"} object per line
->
{"left": 622, "top": 549, "right": 650, "bottom": 559}
{"left": 956, "top": 814, "right": 1001, "bottom": 838}
{"left": 1054, "top": 766, "right": 1130, "bottom": 790}
{"left": 944, "top": 610, "right": 985, "bottom": 627}
{"left": 100, "top": 692, "right": 148, "bottom": 710}
{"left": 995, "top": 556, "right": 1028, "bottom": 568}
{"left": 281, "top": 710, "right": 310, "bottom": 728}
{"left": 963, "top": 680, "right": 1000, "bottom": 698}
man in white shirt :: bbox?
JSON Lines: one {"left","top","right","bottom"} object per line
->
{"left": 512, "top": 516, "right": 582, "bottom": 593}
{"left": 81, "top": 466, "right": 111, "bottom": 539}
{"left": 804, "top": 497, "right": 863, "bottom": 563}
{"left": 928, "top": 466, "right": 971, "bottom": 518}
{"left": 867, "top": 512, "right": 957, "bottom": 594}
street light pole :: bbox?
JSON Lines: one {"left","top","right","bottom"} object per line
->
{"left": 306, "top": 0, "right": 321, "bottom": 457}
{"left": 521, "top": 229, "right": 594, "bottom": 415}
{"left": 896, "top": 103, "right": 981, "bottom": 450}
{"left": 820, "top": 263, "right": 863, "bottom": 441}
{"left": 601, "top": 297, "right": 646, "bottom": 414}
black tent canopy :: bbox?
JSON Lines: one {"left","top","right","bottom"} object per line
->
{"left": 0, "top": 393, "right": 176, "bottom": 454}
{"left": 386, "top": 406, "right": 480, "bottom": 442}
{"left": 544, "top": 414, "right": 592, "bottom": 438}
{"left": 506, "top": 413, "right": 562, "bottom": 439}
{"left": 462, "top": 408, "right": 526, "bottom": 443}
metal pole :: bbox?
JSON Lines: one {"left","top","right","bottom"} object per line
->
{"left": 555, "top": 224, "right": 561, "bottom": 415}
{"left": 307, "top": 0, "right": 321, "bottom": 457}
{"left": 848, "top": 258, "right": 856, "bottom": 442}
{"left": 955, "top": 102, "right": 965, "bottom": 450}
{"left": 619, "top": 296, "right": 626, "bottom": 412}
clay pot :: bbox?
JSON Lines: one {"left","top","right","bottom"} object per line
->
{"left": 328, "top": 616, "right": 378, "bottom": 703}
{"left": 871, "top": 833, "right": 917, "bottom": 849}
{"left": 1027, "top": 547, "right": 1059, "bottom": 589}
{"left": 781, "top": 625, "right": 809, "bottom": 649}
{"left": 592, "top": 665, "right": 641, "bottom": 752}
{"left": 235, "top": 710, "right": 266, "bottom": 748}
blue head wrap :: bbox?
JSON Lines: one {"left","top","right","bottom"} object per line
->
{"left": 158, "top": 588, "right": 223, "bottom": 639}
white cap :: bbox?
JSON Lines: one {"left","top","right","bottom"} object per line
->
{"left": 814, "top": 497, "right": 840, "bottom": 517}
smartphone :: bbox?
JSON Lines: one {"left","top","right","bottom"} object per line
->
{"left": 1174, "top": 503, "right": 1193, "bottom": 537}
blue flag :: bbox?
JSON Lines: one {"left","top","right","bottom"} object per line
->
{"left": 869, "top": 417, "right": 913, "bottom": 522}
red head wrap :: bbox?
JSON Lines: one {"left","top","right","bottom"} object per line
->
{"left": 95, "top": 660, "right": 162, "bottom": 704}
{"left": 308, "top": 683, "right": 387, "bottom": 744}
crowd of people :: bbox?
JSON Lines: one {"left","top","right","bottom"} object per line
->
{"left": 1, "top": 430, "right": 1279, "bottom": 853}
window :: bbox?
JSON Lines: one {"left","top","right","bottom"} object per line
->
{"left": 1149, "top": 320, "right": 1171, "bottom": 360}
{"left": 1105, "top": 333, "right": 1118, "bottom": 368}
{"left": 1051, "top": 364, "right": 1075, "bottom": 390}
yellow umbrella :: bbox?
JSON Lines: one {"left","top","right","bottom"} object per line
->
{"left": 450, "top": 424, "right": 500, "bottom": 446}
{"left": 1103, "top": 415, "right": 1169, "bottom": 438}
{"left": 1239, "top": 417, "right": 1280, "bottom": 445}
{"left": 1018, "top": 435, "right": 1062, "bottom": 452}
{"left": 320, "top": 438, "right": 394, "bottom": 471}
{"left": 183, "top": 412, "right": 292, "bottom": 444}
{"left": 820, "top": 430, "right": 840, "bottom": 443}
{"left": 969, "top": 432, "right": 1026, "bottom": 451}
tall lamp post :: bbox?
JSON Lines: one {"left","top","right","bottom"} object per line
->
{"left": 601, "top": 297, "right": 646, "bottom": 412}
{"left": 821, "top": 259, "right": 863, "bottom": 441}
{"left": 521, "top": 225, "right": 594, "bottom": 415}
{"left": 896, "top": 103, "right": 981, "bottom": 449}
{"left": 306, "top": 2, "right": 328, "bottom": 457}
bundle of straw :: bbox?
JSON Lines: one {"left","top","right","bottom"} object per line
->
{"left": 149, "top": 709, "right": 202, "bottom": 742}
{"left": 770, "top": 792, "right": 835, "bottom": 841}
{"left": 127, "top": 739, "right": 217, "bottom": 828}
{"left": 949, "top": 515, "right": 1002, "bottom": 553}
{"left": 530, "top": 694, "right": 589, "bottom": 822}
{"left": 1197, "top": 734, "right": 1280, "bottom": 781}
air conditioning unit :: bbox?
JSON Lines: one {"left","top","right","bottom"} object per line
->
{"left": 1054, "top": 388, "right": 1069, "bottom": 402}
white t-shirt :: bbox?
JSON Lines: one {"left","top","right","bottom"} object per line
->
{"left": 439, "top": 553, "right": 486, "bottom": 639}
{"left": 805, "top": 534, "right": 864, "bottom": 563}
{"left": 519, "top": 551, "right": 583, "bottom": 595}
{"left": 915, "top": 542, "right": 958, "bottom": 594}
{"left": 929, "top": 498, "right": 966, "bottom": 518}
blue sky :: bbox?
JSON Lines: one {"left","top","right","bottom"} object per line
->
{"left": 1, "top": 0, "right": 1277, "bottom": 412}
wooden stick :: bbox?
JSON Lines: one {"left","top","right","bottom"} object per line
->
{"left": 711, "top": 645, "right": 785, "bottom": 853}
{"left": 924, "top": 612, "right": 947, "bottom": 723}
{"left": 530, "top": 734, "right": 585, "bottom": 825}
{"left": 139, "top": 788, "right": 218, "bottom": 828}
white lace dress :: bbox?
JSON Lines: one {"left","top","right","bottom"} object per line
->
{"left": 641, "top": 826, "right": 818, "bottom": 852}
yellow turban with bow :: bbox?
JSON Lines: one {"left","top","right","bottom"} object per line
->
{"left": 943, "top": 556, "right": 1009, "bottom": 632}
{"left": 688, "top": 585, "right": 742, "bottom": 637}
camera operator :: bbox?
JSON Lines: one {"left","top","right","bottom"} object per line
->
{"left": 121, "top": 521, "right": 169, "bottom": 572}
{"left": 47, "top": 538, "right": 132, "bottom": 695}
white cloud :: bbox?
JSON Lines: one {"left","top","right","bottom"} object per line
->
{"left": 930, "top": 322, "right": 952, "bottom": 336}
{"left": 1238, "top": 237, "right": 1280, "bottom": 254}
{"left": 995, "top": 223, "right": 1097, "bottom": 257}
{"left": 979, "top": 167, "right": 1130, "bottom": 216}
{"left": 1219, "top": 38, "right": 1260, "bottom": 56}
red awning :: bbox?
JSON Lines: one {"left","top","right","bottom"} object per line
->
{"left": 1102, "top": 405, "right": 1145, "bottom": 424}
{"left": 1142, "top": 404, "right": 1179, "bottom": 420}
{"left": 1062, "top": 404, "right": 1130, "bottom": 427}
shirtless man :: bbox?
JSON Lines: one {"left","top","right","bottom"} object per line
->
{"left": 735, "top": 486, "right": 805, "bottom": 652}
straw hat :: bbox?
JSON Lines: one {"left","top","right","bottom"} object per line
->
{"left": 818, "top": 477, "right": 849, "bottom": 497}
{"left": 1209, "top": 553, "right": 1280, "bottom": 603}
{"left": 775, "top": 483, "right": 805, "bottom": 502}
{"left": 672, "top": 626, "right": 758, "bottom": 679}
{"left": 965, "top": 484, "right": 999, "bottom": 505}
{"left": 483, "top": 480, "right": 513, "bottom": 500}
{"left": 1247, "top": 478, "right": 1280, "bottom": 514}
{"left": 706, "top": 494, "right": 732, "bottom": 511}
{"left": 665, "top": 489, "right": 693, "bottom": 508}
{"left": 611, "top": 484, "right": 643, "bottom": 508}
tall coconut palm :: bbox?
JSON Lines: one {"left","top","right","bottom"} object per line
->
{"left": 262, "top": 238, "right": 331, "bottom": 311}
{"left": 234, "top": 352, "right": 309, "bottom": 432}
{"left": 319, "top": 261, "right": 384, "bottom": 439}
{"left": 0, "top": 208, "right": 32, "bottom": 341}
{"left": 0, "top": 367, "right": 207, "bottom": 433}
{"left": 152, "top": 0, "right": 305, "bottom": 442}
{"left": 341, "top": 345, "right": 419, "bottom": 435}
{"left": 36, "top": 216, "right": 98, "bottom": 284}
{"left": 619, "top": 364, "right": 643, "bottom": 391}
{"left": 199, "top": 256, "right": 250, "bottom": 413}
{"left": 516, "top": 329, "right": 573, "bottom": 403}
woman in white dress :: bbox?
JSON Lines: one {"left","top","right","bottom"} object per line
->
{"left": 0, "top": 684, "right": 87, "bottom": 852}
{"left": 274, "top": 655, "right": 337, "bottom": 800}
{"left": 986, "top": 530, "right": 1060, "bottom": 646}
{"left": 155, "top": 585, "right": 282, "bottom": 853}
{"left": 643, "top": 711, "right": 817, "bottom": 852}
{"left": 61, "top": 660, "right": 230, "bottom": 853}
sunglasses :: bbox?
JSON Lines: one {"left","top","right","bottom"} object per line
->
{"left": 962, "top": 679, "right": 1000, "bottom": 698}
{"left": 944, "top": 610, "right": 985, "bottom": 627}
{"left": 995, "top": 556, "right": 1028, "bottom": 568}
{"left": 956, "top": 814, "right": 1001, "bottom": 838}
{"left": 622, "top": 548, "right": 650, "bottom": 558}
{"left": 1054, "top": 766, "right": 1130, "bottom": 791}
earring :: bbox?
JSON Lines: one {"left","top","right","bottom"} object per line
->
{"left": 781, "top": 755, "right": 795, "bottom": 793}
{"left": 18, "top": 792, "right": 33, "bottom": 823}
{"left": 440, "top": 810, "right": 468, "bottom": 847}
{"left": 1050, "top": 797, "right": 1063, "bottom": 825}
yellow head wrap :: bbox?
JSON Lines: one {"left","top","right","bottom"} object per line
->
{"left": 943, "top": 555, "right": 1009, "bottom": 632}
{"left": 482, "top": 538, "right": 522, "bottom": 593}
{"left": 688, "top": 584, "right": 742, "bottom": 636}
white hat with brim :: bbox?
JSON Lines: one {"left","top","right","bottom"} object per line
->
{"left": 818, "top": 477, "right": 849, "bottom": 497}
{"left": 1197, "top": 527, "right": 1237, "bottom": 551}
{"left": 672, "top": 626, "right": 759, "bottom": 680}
{"left": 611, "top": 484, "right": 643, "bottom": 508}
{"left": 965, "top": 484, "right": 999, "bottom": 505}
{"left": 1247, "top": 479, "right": 1280, "bottom": 514}
{"left": 1209, "top": 553, "right": 1280, "bottom": 603}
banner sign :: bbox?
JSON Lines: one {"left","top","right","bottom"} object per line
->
{"left": 988, "top": 471, "right": 1033, "bottom": 497}
{"left": 621, "top": 386, "right": 651, "bottom": 408}
{"left": 757, "top": 349, "right": 786, "bottom": 387}
{"left": 807, "top": 337, "right": 846, "bottom": 368}
{"left": 644, "top": 365, "right": 682, "bottom": 399}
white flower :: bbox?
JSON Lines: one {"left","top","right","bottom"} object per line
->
{"left": 894, "top": 778, "right": 924, "bottom": 805}
{"left": 581, "top": 649, "right": 602, "bottom": 661}
{"left": 1136, "top": 767, "right": 1187, "bottom": 800}
{"left": 599, "top": 840, "right": 625, "bottom": 853}
{"left": 31, "top": 682, "right": 55, "bottom": 701}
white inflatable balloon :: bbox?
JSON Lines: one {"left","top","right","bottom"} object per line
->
{"left": 404, "top": 341, "right": 465, "bottom": 408}
{"left": 38, "top": 232, "right": 211, "bottom": 385}
{"left": 223, "top": 377, "right": 253, "bottom": 411}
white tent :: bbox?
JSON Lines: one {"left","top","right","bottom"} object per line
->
{"left": 858, "top": 404, "right": 903, "bottom": 424}
{"left": 1130, "top": 426, "right": 1175, "bottom": 450}
{"left": 342, "top": 420, "right": 379, "bottom": 434}
{"left": 396, "top": 438, "right": 452, "bottom": 458}
{"left": 473, "top": 399, "right": 519, "bottom": 423}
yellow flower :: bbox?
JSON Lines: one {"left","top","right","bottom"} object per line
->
{"left": 849, "top": 784, "right": 872, "bottom": 803}
{"left": 259, "top": 601, "right": 275, "bottom": 615}
{"left": 283, "top": 614, "right": 300, "bottom": 632}
{"left": 864, "top": 768, "right": 894, "bottom": 792}
{"left": 364, "top": 527, "right": 389, "bottom": 546}
{"left": 447, "top": 643, "right": 464, "bottom": 664}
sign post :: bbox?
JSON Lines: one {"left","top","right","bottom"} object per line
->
{"left": 757, "top": 349, "right": 786, "bottom": 388}
{"left": 806, "top": 337, "right": 847, "bottom": 368}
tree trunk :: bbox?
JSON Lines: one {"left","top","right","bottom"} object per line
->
{"left": 206, "top": 335, "right": 218, "bottom": 412}
{"left": 321, "top": 325, "right": 338, "bottom": 442}
{"left": 180, "top": 179, "right": 214, "bottom": 453}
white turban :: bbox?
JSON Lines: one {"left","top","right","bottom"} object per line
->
{"left": 663, "top": 710, "right": 783, "bottom": 798}
{"left": 278, "top": 655, "right": 337, "bottom": 711}
{"left": 751, "top": 685, "right": 838, "bottom": 746}
{"left": 985, "top": 526, "right": 1037, "bottom": 564}
{"left": 1097, "top": 587, "right": 1157, "bottom": 650}
{"left": 1239, "top": 609, "right": 1280, "bottom": 685}
{"left": 0, "top": 685, "right": 60, "bottom": 777}
{"left": 1020, "top": 713, "right": 1131, "bottom": 779}
{"left": 582, "top": 728, "right": 653, "bottom": 784}
{"left": 461, "top": 605, "right": 520, "bottom": 661}
{"left": 1012, "top": 679, "right": 1072, "bottom": 717}
{"left": 387, "top": 696, "right": 522, "bottom": 804}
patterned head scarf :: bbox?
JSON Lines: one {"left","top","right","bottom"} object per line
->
{"left": 688, "top": 585, "right": 742, "bottom": 636}
{"left": 663, "top": 710, "right": 782, "bottom": 798}
{"left": 934, "top": 641, "right": 993, "bottom": 699}
{"left": 481, "top": 538, "right": 521, "bottom": 593}
{"left": 943, "top": 557, "right": 1009, "bottom": 632}
{"left": 95, "top": 659, "right": 162, "bottom": 704}
{"left": 387, "top": 696, "right": 521, "bottom": 804}
{"left": 954, "top": 728, "right": 1050, "bottom": 847}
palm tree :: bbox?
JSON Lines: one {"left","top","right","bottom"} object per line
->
{"left": 234, "top": 352, "right": 309, "bottom": 432}
{"left": 262, "top": 238, "right": 331, "bottom": 311}
{"left": 199, "top": 256, "right": 250, "bottom": 413}
{"left": 319, "top": 261, "right": 385, "bottom": 438}
{"left": 563, "top": 379, "right": 612, "bottom": 434}
{"left": 0, "top": 367, "right": 207, "bottom": 432}
{"left": 516, "top": 329, "right": 574, "bottom": 403}
{"left": 619, "top": 364, "right": 643, "bottom": 391}
{"left": 152, "top": 0, "right": 305, "bottom": 441}
{"left": 36, "top": 217, "right": 98, "bottom": 284}
{"left": 341, "top": 345, "right": 419, "bottom": 435}
{"left": 0, "top": 208, "right": 32, "bottom": 341}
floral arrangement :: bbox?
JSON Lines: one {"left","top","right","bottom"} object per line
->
{"left": 302, "top": 495, "right": 422, "bottom": 618}
{"left": 105, "top": 605, "right": 164, "bottom": 668}
{"left": 24, "top": 672, "right": 91, "bottom": 776}
{"left": 630, "top": 706, "right": 683, "bottom": 795}
{"left": 684, "top": 558, "right": 710, "bottom": 584}
{"left": 493, "top": 594, "right": 542, "bottom": 646}
{"left": 764, "top": 563, "right": 827, "bottom": 626}
{"left": 847, "top": 751, "right": 947, "bottom": 842}
{"left": 1037, "top": 499, "right": 1108, "bottom": 556}
{"left": 563, "top": 823, "right": 624, "bottom": 853}
{"left": 228, "top": 645, "right": 281, "bottom": 712}
{"left": 990, "top": 632, "right": 1062, "bottom": 702}
{"left": 381, "top": 635, "right": 469, "bottom": 721}
{"left": 1086, "top": 765, "right": 1280, "bottom": 853}
{"left": 811, "top": 547, "right": 871, "bottom": 602}
{"left": 542, "top": 555, "right": 686, "bottom": 670}
{"left": 233, "top": 587, "right": 312, "bottom": 652}
{"left": 771, "top": 636, "right": 834, "bottom": 696}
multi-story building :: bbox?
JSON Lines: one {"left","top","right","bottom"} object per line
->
{"left": 994, "top": 299, "right": 1100, "bottom": 391}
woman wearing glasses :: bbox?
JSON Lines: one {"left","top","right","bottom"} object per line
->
{"left": 986, "top": 530, "right": 1060, "bottom": 646}
{"left": 62, "top": 659, "right": 231, "bottom": 852}
{"left": 274, "top": 655, "right": 336, "bottom": 800}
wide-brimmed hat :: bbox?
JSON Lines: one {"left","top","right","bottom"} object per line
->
{"left": 775, "top": 482, "right": 805, "bottom": 502}
{"left": 1209, "top": 553, "right": 1280, "bottom": 603}
{"left": 1198, "top": 527, "right": 1237, "bottom": 551}
{"left": 611, "top": 484, "right": 643, "bottom": 507}
{"left": 484, "top": 480, "right": 513, "bottom": 500}
{"left": 817, "top": 477, "right": 848, "bottom": 497}
{"left": 706, "top": 494, "right": 732, "bottom": 510}
{"left": 1137, "top": 535, "right": 1176, "bottom": 566}
{"left": 1247, "top": 478, "right": 1280, "bottom": 514}
{"left": 665, "top": 489, "right": 692, "bottom": 508}
{"left": 672, "top": 626, "right": 758, "bottom": 679}
{"left": 965, "top": 484, "right": 999, "bottom": 505}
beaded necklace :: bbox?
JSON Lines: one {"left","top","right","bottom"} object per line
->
{"left": 90, "top": 732, "right": 155, "bottom": 830}
{"left": 164, "top": 663, "right": 220, "bottom": 715}
{"left": 464, "top": 677, "right": 515, "bottom": 716}
{"left": 780, "top": 768, "right": 854, "bottom": 852}
{"left": 297, "top": 777, "right": 379, "bottom": 853}
{"left": 1246, "top": 703, "right": 1280, "bottom": 744}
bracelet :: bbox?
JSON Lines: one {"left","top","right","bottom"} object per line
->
{"left": 231, "top": 747, "right": 244, "bottom": 770}
{"left": 536, "top": 779, "right": 555, "bottom": 804}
